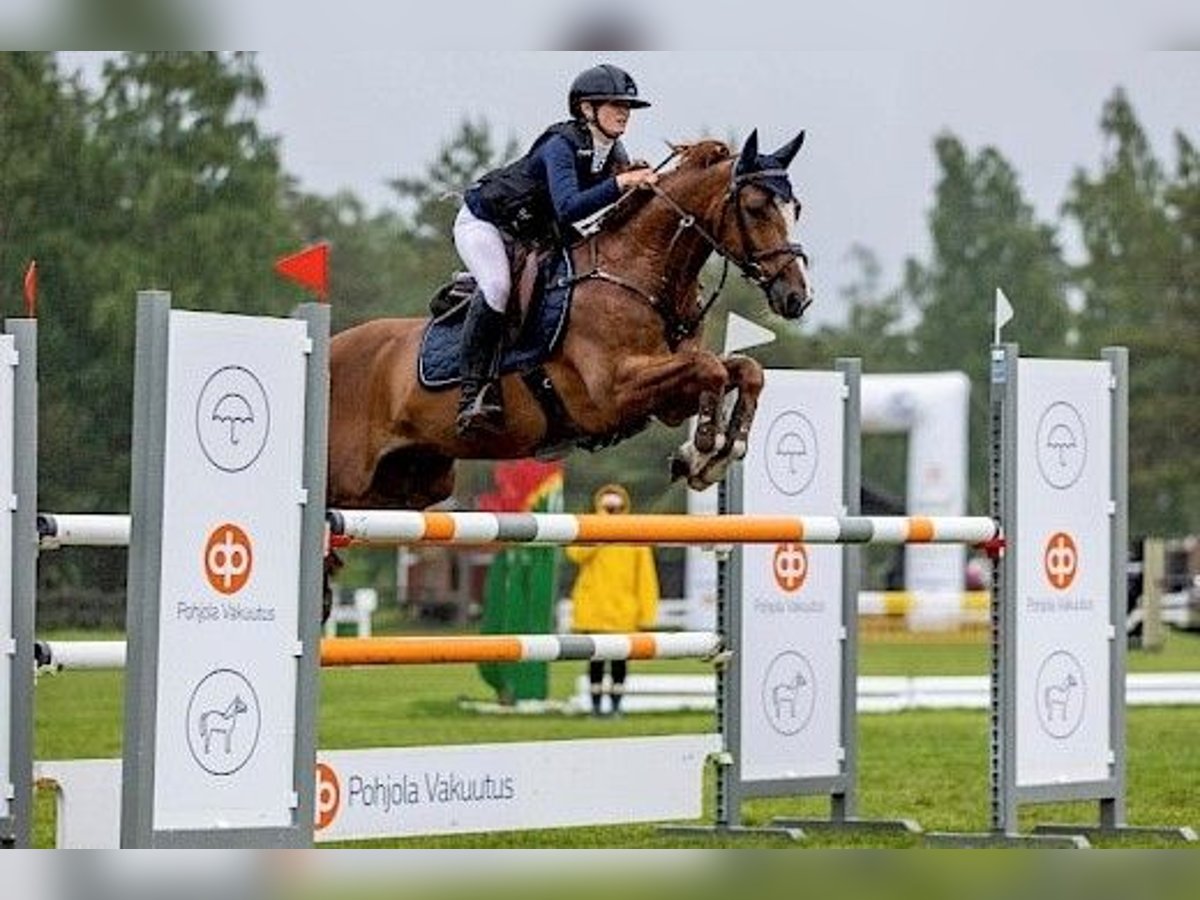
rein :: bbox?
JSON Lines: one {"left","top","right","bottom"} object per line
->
{"left": 567, "top": 162, "right": 808, "bottom": 348}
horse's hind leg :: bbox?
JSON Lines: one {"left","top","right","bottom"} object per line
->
{"left": 367, "top": 446, "right": 457, "bottom": 510}
{"left": 321, "top": 449, "right": 455, "bottom": 625}
{"left": 322, "top": 550, "right": 344, "bottom": 625}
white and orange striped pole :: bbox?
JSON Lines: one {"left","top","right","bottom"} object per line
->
{"left": 36, "top": 632, "right": 723, "bottom": 671}
{"left": 327, "top": 509, "right": 1000, "bottom": 548}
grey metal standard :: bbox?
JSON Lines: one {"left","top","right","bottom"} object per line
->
{"left": 1, "top": 320, "right": 37, "bottom": 848}
{"left": 929, "top": 345, "right": 1194, "bottom": 847}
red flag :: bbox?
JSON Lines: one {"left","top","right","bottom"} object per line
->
{"left": 274, "top": 242, "right": 329, "bottom": 301}
{"left": 23, "top": 260, "right": 37, "bottom": 316}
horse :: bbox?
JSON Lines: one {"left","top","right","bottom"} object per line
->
{"left": 198, "top": 695, "right": 249, "bottom": 755}
{"left": 326, "top": 129, "right": 812, "bottom": 513}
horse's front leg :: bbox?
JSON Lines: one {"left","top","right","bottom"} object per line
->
{"left": 720, "top": 354, "right": 765, "bottom": 461}
{"left": 685, "top": 359, "right": 731, "bottom": 456}
{"left": 611, "top": 350, "right": 729, "bottom": 448}
{"left": 680, "top": 355, "right": 765, "bottom": 491}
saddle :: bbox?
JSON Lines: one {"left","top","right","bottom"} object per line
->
{"left": 428, "top": 243, "right": 549, "bottom": 331}
{"left": 418, "top": 248, "right": 573, "bottom": 389}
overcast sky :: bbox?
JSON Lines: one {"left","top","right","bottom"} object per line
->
{"left": 59, "top": 51, "right": 1200, "bottom": 327}
{"left": 250, "top": 52, "right": 1198, "bottom": 324}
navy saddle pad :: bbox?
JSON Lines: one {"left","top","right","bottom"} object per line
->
{"left": 418, "top": 251, "right": 573, "bottom": 389}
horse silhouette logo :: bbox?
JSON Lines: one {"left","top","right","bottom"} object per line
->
{"left": 771, "top": 670, "right": 808, "bottom": 720}
{"left": 1034, "top": 650, "right": 1086, "bottom": 739}
{"left": 761, "top": 651, "right": 816, "bottom": 736}
{"left": 198, "top": 695, "right": 249, "bottom": 755}
{"left": 1043, "top": 674, "right": 1078, "bottom": 723}
{"left": 186, "top": 668, "right": 261, "bottom": 775}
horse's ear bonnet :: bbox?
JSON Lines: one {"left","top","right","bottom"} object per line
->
{"left": 734, "top": 129, "right": 759, "bottom": 178}
{"left": 772, "top": 130, "right": 805, "bottom": 168}
{"left": 735, "top": 128, "right": 805, "bottom": 204}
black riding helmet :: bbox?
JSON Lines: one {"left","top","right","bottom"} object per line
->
{"left": 568, "top": 64, "right": 651, "bottom": 118}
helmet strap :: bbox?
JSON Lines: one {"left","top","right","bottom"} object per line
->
{"left": 582, "top": 104, "right": 623, "bottom": 142}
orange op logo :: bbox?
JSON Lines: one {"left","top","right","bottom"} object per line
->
{"left": 315, "top": 762, "right": 341, "bottom": 831}
{"left": 1043, "top": 532, "right": 1078, "bottom": 590}
{"left": 773, "top": 543, "right": 808, "bottom": 593}
{"left": 204, "top": 523, "right": 253, "bottom": 595}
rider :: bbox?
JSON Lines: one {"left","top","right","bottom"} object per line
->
{"left": 453, "top": 63, "right": 659, "bottom": 437}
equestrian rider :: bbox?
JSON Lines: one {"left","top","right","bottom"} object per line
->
{"left": 453, "top": 63, "right": 658, "bottom": 437}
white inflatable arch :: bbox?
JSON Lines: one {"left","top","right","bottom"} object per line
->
{"left": 860, "top": 372, "right": 970, "bottom": 594}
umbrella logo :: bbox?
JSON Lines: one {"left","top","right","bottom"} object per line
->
{"left": 212, "top": 392, "right": 255, "bottom": 444}
{"left": 1035, "top": 401, "right": 1087, "bottom": 490}
{"left": 764, "top": 411, "right": 818, "bottom": 496}
{"left": 195, "top": 365, "right": 271, "bottom": 473}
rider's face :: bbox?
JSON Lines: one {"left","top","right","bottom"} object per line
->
{"left": 590, "top": 101, "right": 631, "bottom": 138}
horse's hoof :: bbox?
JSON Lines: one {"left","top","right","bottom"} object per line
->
{"left": 731, "top": 439, "right": 747, "bottom": 459}
{"left": 669, "top": 452, "right": 690, "bottom": 481}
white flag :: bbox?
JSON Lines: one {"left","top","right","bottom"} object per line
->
{"left": 723, "top": 311, "right": 776, "bottom": 355}
{"left": 994, "top": 287, "right": 1014, "bottom": 344}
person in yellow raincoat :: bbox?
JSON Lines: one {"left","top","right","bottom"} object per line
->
{"left": 566, "top": 483, "right": 660, "bottom": 716}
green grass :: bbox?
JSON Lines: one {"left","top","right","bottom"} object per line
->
{"left": 858, "top": 627, "right": 1200, "bottom": 675}
{"left": 30, "top": 628, "right": 1200, "bottom": 848}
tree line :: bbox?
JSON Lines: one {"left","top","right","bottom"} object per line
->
{"left": 2, "top": 52, "right": 1197, "bottom": 598}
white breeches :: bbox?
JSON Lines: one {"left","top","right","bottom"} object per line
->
{"left": 453, "top": 204, "right": 511, "bottom": 313}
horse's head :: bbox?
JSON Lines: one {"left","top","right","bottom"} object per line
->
{"left": 721, "top": 129, "right": 813, "bottom": 320}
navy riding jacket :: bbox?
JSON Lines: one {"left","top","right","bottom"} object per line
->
{"left": 465, "top": 122, "right": 625, "bottom": 240}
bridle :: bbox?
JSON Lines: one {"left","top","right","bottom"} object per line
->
{"left": 571, "top": 158, "right": 809, "bottom": 347}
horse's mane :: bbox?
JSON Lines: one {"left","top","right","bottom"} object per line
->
{"left": 593, "top": 139, "right": 734, "bottom": 234}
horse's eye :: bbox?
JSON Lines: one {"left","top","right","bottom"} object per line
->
{"left": 745, "top": 198, "right": 772, "bottom": 218}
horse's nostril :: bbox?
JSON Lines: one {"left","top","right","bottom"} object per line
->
{"left": 789, "top": 292, "right": 812, "bottom": 319}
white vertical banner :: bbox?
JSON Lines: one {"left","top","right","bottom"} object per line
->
{"left": 0, "top": 335, "right": 14, "bottom": 819}
{"left": 1015, "top": 359, "right": 1113, "bottom": 787}
{"left": 739, "top": 370, "right": 845, "bottom": 781}
{"left": 152, "top": 311, "right": 309, "bottom": 830}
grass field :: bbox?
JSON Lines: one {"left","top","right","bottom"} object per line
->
{"left": 31, "top": 628, "right": 1200, "bottom": 848}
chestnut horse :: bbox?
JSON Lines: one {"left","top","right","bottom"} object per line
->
{"left": 327, "top": 129, "right": 812, "bottom": 512}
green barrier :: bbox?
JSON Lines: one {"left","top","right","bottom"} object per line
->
{"left": 476, "top": 461, "right": 563, "bottom": 704}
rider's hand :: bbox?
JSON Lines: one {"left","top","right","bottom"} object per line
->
{"left": 617, "top": 167, "right": 658, "bottom": 190}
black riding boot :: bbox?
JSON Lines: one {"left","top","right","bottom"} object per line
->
{"left": 456, "top": 290, "right": 506, "bottom": 437}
